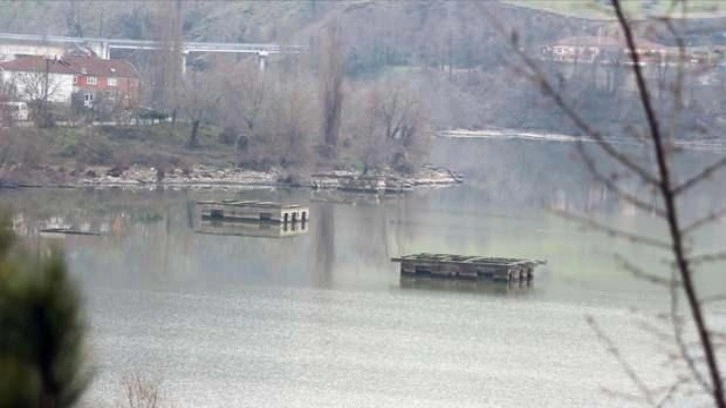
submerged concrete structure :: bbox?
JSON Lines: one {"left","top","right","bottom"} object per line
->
{"left": 392, "top": 253, "right": 545, "bottom": 282}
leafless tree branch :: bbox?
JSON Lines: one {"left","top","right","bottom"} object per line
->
{"left": 587, "top": 315, "right": 657, "bottom": 405}
{"left": 611, "top": 1, "right": 725, "bottom": 405}
{"left": 673, "top": 156, "right": 726, "bottom": 197}
{"left": 577, "top": 142, "right": 667, "bottom": 217}
{"left": 478, "top": 3, "right": 662, "bottom": 188}
{"left": 682, "top": 207, "right": 726, "bottom": 235}
{"left": 551, "top": 208, "right": 672, "bottom": 250}
{"left": 669, "top": 264, "right": 711, "bottom": 394}
{"left": 687, "top": 251, "right": 726, "bottom": 266}
{"left": 615, "top": 254, "right": 677, "bottom": 286}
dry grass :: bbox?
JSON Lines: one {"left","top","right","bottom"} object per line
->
{"left": 118, "top": 372, "right": 171, "bottom": 408}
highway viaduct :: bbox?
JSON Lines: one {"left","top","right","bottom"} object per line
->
{"left": 0, "top": 32, "right": 302, "bottom": 72}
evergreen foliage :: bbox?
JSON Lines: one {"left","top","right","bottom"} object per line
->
{"left": 0, "top": 215, "right": 90, "bottom": 407}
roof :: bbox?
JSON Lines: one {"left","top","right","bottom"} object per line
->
{"left": 64, "top": 57, "right": 139, "bottom": 78}
{"left": 0, "top": 56, "right": 139, "bottom": 78}
{"left": 197, "top": 200, "right": 305, "bottom": 210}
{"left": 391, "top": 253, "right": 546, "bottom": 266}
{"left": 0, "top": 56, "right": 78, "bottom": 75}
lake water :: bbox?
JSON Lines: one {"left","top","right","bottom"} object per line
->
{"left": 4, "top": 138, "right": 726, "bottom": 407}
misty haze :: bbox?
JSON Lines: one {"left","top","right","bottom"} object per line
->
{"left": 0, "top": 1, "right": 726, "bottom": 407}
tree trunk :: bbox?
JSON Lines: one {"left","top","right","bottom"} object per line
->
{"left": 189, "top": 119, "right": 200, "bottom": 148}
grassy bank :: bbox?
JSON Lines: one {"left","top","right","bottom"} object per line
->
{"left": 3, "top": 123, "right": 249, "bottom": 175}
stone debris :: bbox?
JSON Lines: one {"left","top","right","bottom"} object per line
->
{"left": 309, "top": 166, "right": 463, "bottom": 192}
{"left": 3, "top": 164, "right": 462, "bottom": 192}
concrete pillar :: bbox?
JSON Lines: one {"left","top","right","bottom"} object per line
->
{"left": 101, "top": 41, "right": 110, "bottom": 59}
{"left": 258, "top": 51, "right": 269, "bottom": 72}
{"left": 181, "top": 51, "right": 189, "bottom": 75}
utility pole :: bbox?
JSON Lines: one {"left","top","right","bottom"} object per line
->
{"left": 42, "top": 58, "right": 50, "bottom": 127}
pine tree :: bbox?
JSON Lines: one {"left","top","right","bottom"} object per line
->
{"left": 0, "top": 215, "right": 91, "bottom": 407}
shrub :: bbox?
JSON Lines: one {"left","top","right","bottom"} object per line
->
{"left": 0, "top": 214, "right": 91, "bottom": 407}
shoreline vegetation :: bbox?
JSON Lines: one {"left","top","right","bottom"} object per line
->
{"left": 0, "top": 163, "right": 463, "bottom": 191}
{"left": 0, "top": 121, "right": 463, "bottom": 192}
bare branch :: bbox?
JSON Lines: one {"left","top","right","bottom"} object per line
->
{"left": 576, "top": 141, "right": 666, "bottom": 218}
{"left": 673, "top": 156, "right": 726, "bottom": 197}
{"left": 518, "top": 54, "right": 661, "bottom": 188}
{"left": 669, "top": 264, "right": 711, "bottom": 394}
{"left": 615, "top": 254, "right": 677, "bottom": 286}
{"left": 682, "top": 207, "right": 726, "bottom": 235}
{"left": 657, "top": 376, "right": 693, "bottom": 407}
{"left": 586, "top": 315, "right": 656, "bottom": 405}
{"left": 687, "top": 251, "right": 726, "bottom": 266}
{"left": 702, "top": 294, "right": 726, "bottom": 304}
{"left": 612, "top": 1, "right": 725, "bottom": 404}
{"left": 551, "top": 208, "right": 671, "bottom": 250}
{"left": 478, "top": 3, "right": 661, "bottom": 188}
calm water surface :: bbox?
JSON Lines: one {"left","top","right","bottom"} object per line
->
{"left": 5, "top": 139, "right": 726, "bottom": 407}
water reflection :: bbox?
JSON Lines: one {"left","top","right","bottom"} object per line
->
{"left": 196, "top": 219, "right": 309, "bottom": 238}
{"left": 0, "top": 137, "right": 724, "bottom": 406}
{"left": 398, "top": 276, "right": 536, "bottom": 297}
{"left": 313, "top": 203, "right": 335, "bottom": 286}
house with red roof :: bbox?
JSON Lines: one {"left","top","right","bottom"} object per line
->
{"left": 65, "top": 56, "right": 140, "bottom": 108}
{"left": 541, "top": 35, "right": 670, "bottom": 65}
{"left": 0, "top": 55, "right": 140, "bottom": 109}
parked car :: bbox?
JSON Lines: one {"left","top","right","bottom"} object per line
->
{"left": 0, "top": 101, "right": 29, "bottom": 122}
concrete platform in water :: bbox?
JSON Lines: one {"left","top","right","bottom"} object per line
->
{"left": 391, "top": 253, "right": 546, "bottom": 282}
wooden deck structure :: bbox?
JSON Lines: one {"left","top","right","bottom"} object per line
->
{"left": 197, "top": 200, "right": 309, "bottom": 224}
{"left": 391, "top": 253, "right": 545, "bottom": 282}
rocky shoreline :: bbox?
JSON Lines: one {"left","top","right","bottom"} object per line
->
{"left": 0, "top": 164, "right": 463, "bottom": 192}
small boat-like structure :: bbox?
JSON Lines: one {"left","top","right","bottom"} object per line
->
{"left": 39, "top": 228, "right": 103, "bottom": 238}
{"left": 392, "top": 253, "right": 546, "bottom": 282}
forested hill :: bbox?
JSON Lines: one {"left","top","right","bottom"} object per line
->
{"left": 2, "top": 1, "right": 723, "bottom": 134}
{"left": 0, "top": 1, "right": 592, "bottom": 69}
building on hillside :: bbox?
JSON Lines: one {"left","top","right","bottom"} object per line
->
{"left": 64, "top": 56, "right": 140, "bottom": 109}
{"left": 0, "top": 57, "right": 77, "bottom": 103}
{"left": 542, "top": 30, "right": 726, "bottom": 67}
{"left": 541, "top": 35, "right": 669, "bottom": 65}
{"left": 0, "top": 43, "right": 67, "bottom": 62}
{"left": 0, "top": 55, "right": 140, "bottom": 109}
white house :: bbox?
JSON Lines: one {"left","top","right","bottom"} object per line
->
{"left": 0, "top": 57, "right": 76, "bottom": 104}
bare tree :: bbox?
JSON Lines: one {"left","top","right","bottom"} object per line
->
{"left": 178, "top": 71, "right": 220, "bottom": 149}
{"left": 345, "top": 83, "right": 387, "bottom": 174}
{"left": 319, "top": 22, "right": 345, "bottom": 159}
{"left": 217, "top": 61, "right": 268, "bottom": 158}
{"left": 346, "top": 78, "right": 431, "bottom": 174}
{"left": 150, "top": 0, "right": 184, "bottom": 114}
{"left": 4, "top": 60, "right": 67, "bottom": 127}
{"left": 490, "top": 0, "right": 726, "bottom": 405}
{"left": 269, "top": 77, "right": 319, "bottom": 169}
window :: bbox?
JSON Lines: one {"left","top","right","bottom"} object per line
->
{"left": 108, "top": 77, "right": 117, "bottom": 87}
{"left": 83, "top": 92, "right": 94, "bottom": 108}
{"left": 87, "top": 76, "right": 97, "bottom": 85}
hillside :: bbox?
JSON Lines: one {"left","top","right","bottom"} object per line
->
{"left": 1, "top": 1, "right": 723, "bottom": 136}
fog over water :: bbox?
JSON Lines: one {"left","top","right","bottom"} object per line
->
{"left": 5, "top": 137, "right": 726, "bottom": 407}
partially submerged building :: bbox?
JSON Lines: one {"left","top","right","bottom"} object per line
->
{"left": 392, "top": 253, "right": 545, "bottom": 282}
{"left": 197, "top": 200, "right": 309, "bottom": 224}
